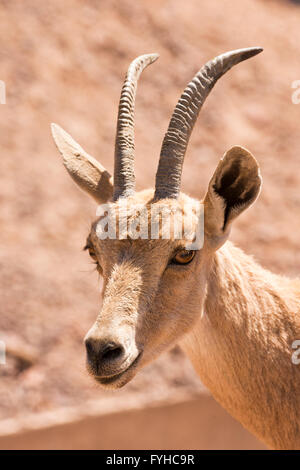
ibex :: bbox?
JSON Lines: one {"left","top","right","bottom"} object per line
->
{"left": 51, "top": 48, "right": 300, "bottom": 450}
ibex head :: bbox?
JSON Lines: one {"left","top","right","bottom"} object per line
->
{"left": 51, "top": 48, "right": 262, "bottom": 388}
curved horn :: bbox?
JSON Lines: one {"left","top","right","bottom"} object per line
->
{"left": 154, "top": 47, "right": 263, "bottom": 200}
{"left": 113, "top": 53, "right": 159, "bottom": 200}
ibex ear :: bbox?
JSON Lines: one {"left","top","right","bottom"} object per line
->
{"left": 51, "top": 123, "right": 113, "bottom": 204}
{"left": 204, "top": 146, "right": 262, "bottom": 247}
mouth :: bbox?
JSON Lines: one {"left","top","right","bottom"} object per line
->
{"left": 94, "top": 352, "right": 142, "bottom": 387}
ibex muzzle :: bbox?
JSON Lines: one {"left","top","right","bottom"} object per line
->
{"left": 84, "top": 255, "right": 143, "bottom": 385}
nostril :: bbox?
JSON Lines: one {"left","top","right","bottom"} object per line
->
{"left": 85, "top": 338, "right": 95, "bottom": 357}
{"left": 101, "top": 343, "right": 124, "bottom": 362}
{"left": 85, "top": 338, "right": 125, "bottom": 366}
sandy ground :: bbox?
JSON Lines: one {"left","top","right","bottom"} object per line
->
{"left": 1, "top": 0, "right": 300, "bottom": 420}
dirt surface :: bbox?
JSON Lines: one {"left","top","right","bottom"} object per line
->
{"left": 1, "top": 0, "right": 300, "bottom": 420}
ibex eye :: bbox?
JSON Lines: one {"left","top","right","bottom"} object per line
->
{"left": 171, "top": 250, "right": 195, "bottom": 265}
{"left": 83, "top": 243, "right": 98, "bottom": 262}
{"left": 88, "top": 250, "right": 97, "bottom": 261}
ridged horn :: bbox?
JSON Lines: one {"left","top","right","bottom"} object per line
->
{"left": 154, "top": 47, "right": 263, "bottom": 200}
{"left": 113, "top": 53, "right": 159, "bottom": 200}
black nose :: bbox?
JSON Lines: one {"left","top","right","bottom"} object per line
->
{"left": 85, "top": 338, "right": 125, "bottom": 369}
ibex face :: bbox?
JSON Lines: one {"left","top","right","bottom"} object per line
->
{"left": 51, "top": 48, "right": 262, "bottom": 388}
{"left": 82, "top": 191, "right": 208, "bottom": 388}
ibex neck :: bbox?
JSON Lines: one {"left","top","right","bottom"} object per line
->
{"left": 205, "top": 241, "right": 290, "bottom": 327}
{"left": 180, "top": 241, "right": 300, "bottom": 449}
